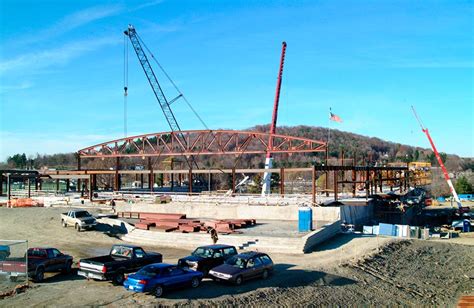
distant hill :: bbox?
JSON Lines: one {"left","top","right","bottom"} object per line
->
{"left": 2, "top": 125, "right": 472, "bottom": 172}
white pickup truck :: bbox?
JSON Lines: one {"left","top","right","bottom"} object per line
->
{"left": 61, "top": 210, "right": 97, "bottom": 232}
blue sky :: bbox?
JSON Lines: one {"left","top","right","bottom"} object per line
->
{"left": 0, "top": 0, "right": 473, "bottom": 161}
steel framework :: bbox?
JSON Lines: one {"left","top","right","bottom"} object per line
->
{"left": 78, "top": 129, "right": 326, "bottom": 158}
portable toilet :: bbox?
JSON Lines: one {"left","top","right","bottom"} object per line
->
{"left": 298, "top": 207, "right": 313, "bottom": 232}
{"left": 463, "top": 220, "right": 471, "bottom": 232}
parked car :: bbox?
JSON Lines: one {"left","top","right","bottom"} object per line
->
{"left": 61, "top": 210, "right": 97, "bottom": 231}
{"left": 0, "top": 245, "right": 10, "bottom": 260}
{"left": 178, "top": 244, "right": 237, "bottom": 276}
{"left": 124, "top": 263, "right": 203, "bottom": 297}
{"left": 209, "top": 251, "right": 274, "bottom": 285}
{"left": 78, "top": 245, "right": 162, "bottom": 284}
{"left": 0, "top": 247, "right": 73, "bottom": 282}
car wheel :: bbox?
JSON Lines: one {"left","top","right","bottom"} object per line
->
{"left": 191, "top": 277, "right": 200, "bottom": 288}
{"left": 62, "top": 220, "right": 67, "bottom": 228}
{"left": 63, "top": 260, "right": 72, "bottom": 274}
{"left": 0, "top": 252, "right": 7, "bottom": 261}
{"left": 75, "top": 224, "right": 81, "bottom": 232}
{"left": 113, "top": 272, "right": 125, "bottom": 285}
{"left": 35, "top": 267, "right": 45, "bottom": 282}
{"left": 235, "top": 275, "right": 243, "bottom": 285}
{"left": 262, "top": 269, "right": 269, "bottom": 279}
{"left": 154, "top": 285, "right": 164, "bottom": 297}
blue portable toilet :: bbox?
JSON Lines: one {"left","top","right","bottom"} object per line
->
{"left": 463, "top": 220, "right": 471, "bottom": 232}
{"left": 298, "top": 207, "right": 313, "bottom": 232}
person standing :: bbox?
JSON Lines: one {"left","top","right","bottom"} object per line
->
{"left": 210, "top": 228, "right": 218, "bottom": 244}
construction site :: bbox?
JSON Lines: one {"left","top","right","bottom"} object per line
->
{"left": 0, "top": 22, "right": 473, "bottom": 307}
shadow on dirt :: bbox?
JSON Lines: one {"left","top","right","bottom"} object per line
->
{"left": 33, "top": 269, "right": 83, "bottom": 284}
{"left": 161, "top": 263, "right": 357, "bottom": 300}
{"left": 94, "top": 223, "right": 128, "bottom": 238}
{"left": 310, "top": 233, "right": 375, "bottom": 252}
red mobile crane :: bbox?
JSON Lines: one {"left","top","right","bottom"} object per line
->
{"left": 262, "top": 42, "right": 287, "bottom": 196}
{"left": 411, "top": 106, "right": 462, "bottom": 208}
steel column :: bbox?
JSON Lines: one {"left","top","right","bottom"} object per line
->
{"left": 188, "top": 168, "right": 193, "bottom": 194}
{"left": 77, "top": 155, "right": 81, "bottom": 193}
{"left": 312, "top": 165, "right": 316, "bottom": 204}
{"left": 7, "top": 174, "right": 11, "bottom": 202}
{"left": 232, "top": 168, "right": 236, "bottom": 194}
{"left": 89, "top": 175, "right": 93, "bottom": 200}
{"left": 280, "top": 167, "right": 285, "bottom": 196}
{"left": 325, "top": 147, "right": 329, "bottom": 197}
{"left": 114, "top": 157, "right": 120, "bottom": 191}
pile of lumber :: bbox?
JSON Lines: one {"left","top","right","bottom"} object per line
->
{"left": 8, "top": 198, "right": 43, "bottom": 208}
{"left": 119, "top": 211, "right": 256, "bottom": 234}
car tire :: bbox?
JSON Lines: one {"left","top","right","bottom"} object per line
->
{"left": 154, "top": 285, "right": 164, "bottom": 297}
{"left": 113, "top": 272, "right": 125, "bottom": 285}
{"left": 191, "top": 277, "right": 200, "bottom": 288}
{"left": 35, "top": 267, "right": 45, "bottom": 282}
{"left": 63, "top": 260, "right": 72, "bottom": 274}
{"left": 75, "top": 224, "right": 81, "bottom": 232}
{"left": 235, "top": 275, "right": 243, "bottom": 285}
{"left": 262, "top": 269, "right": 269, "bottom": 279}
{"left": 0, "top": 252, "right": 7, "bottom": 261}
{"left": 62, "top": 220, "right": 67, "bottom": 228}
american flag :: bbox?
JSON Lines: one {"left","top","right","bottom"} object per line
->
{"left": 329, "top": 108, "right": 342, "bottom": 123}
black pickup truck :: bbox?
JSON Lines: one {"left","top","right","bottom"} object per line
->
{"left": 178, "top": 244, "right": 238, "bottom": 276}
{"left": 78, "top": 245, "right": 162, "bottom": 284}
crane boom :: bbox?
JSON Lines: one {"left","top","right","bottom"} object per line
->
{"left": 411, "top": 106, "right": 462, "bottom": 208}
{"left": 262, "top": 42, "right": 287, "bottom": 196}
{"left": 124, "top": 24, "right": 199, "bottom": 170}
{"left": 124, "top": 25, "right": 182, "bottom": 132}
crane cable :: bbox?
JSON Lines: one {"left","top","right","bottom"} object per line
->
{"left": 135, "top": 32, "right": 209, "bottom": 130}
{"left": 123, "top": 35, "right": 129, "bottom": 137}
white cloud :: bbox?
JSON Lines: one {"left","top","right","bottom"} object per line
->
{"left": 0, "top": 37, "right": 120, "bottom": 75}
{"left": 0, "top": 81, "right": 33, "bottom": 94}
{"left": 12, "top": 4, "right": 124, "bottom": 47}
{"left": 131, "top": 0, "right": 164, "bottom": 12}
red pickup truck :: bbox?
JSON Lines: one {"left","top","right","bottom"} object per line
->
{"left": 0, "top": 247, "right": 73, "bottom": 282}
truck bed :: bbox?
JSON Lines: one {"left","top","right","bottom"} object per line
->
{"left": 80, "top": 255, "right": 128, "bottom": 266}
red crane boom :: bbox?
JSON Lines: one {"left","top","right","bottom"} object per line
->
{"left": 262, "top": 42, "right": 287, "bottom": 195}
{"left": 411, "top": 106, "right": 462, "bottom": 208}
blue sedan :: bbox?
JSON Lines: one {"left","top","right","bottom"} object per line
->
{"left": 123, "top": 263, "right": 203, "bottom": 297}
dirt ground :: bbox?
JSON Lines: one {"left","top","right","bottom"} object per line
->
{"left": 0, "top": 207, "right": 473, "bottom": 307}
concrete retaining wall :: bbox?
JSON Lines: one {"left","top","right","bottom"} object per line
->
{"left": 98, "top": 217, "right": 340, "bottom": 254}
{"left": 302, "top": 220, "right": 341, "bottom": 252}
{"left": 116, "top": 202, "right": 342, "bottom": 223}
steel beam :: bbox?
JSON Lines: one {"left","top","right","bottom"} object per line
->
{"left": 78, "top": 129, "right": 327, "bottom": 159}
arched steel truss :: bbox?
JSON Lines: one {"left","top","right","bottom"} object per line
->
{"left": 78, "top": 130, "right": 326, "bottom": 158}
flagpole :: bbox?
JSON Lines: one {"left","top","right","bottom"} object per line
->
{"left": 328, "top": 107, "right": 331, "bottom": 156}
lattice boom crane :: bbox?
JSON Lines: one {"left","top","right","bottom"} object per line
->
{"left": 124, "top": 25, "right": 182, "bottom": 132}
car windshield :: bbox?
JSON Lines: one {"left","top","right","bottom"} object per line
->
{"left": 225, "top": 256, "right": 247, "bottom": 268}
{"left": 75, "top": 211, "right": 91, "bottom": 218}
{"left": 137, "top": 266, "right": 160, "bottom": 277}
{"left": 192, "top": 247, "right": 215, "bottom": 258}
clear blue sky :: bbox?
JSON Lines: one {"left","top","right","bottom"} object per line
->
{"left": 0, "top": 0, "right": 473, "bottom": 161}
